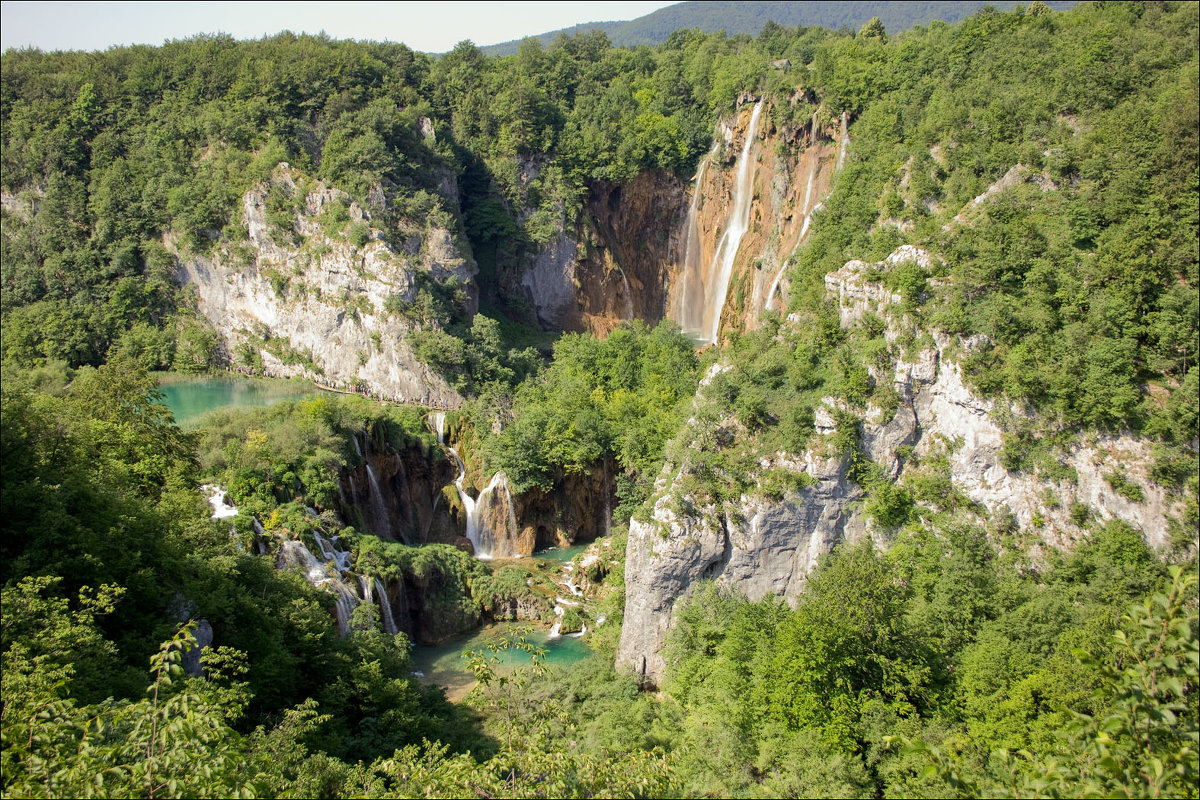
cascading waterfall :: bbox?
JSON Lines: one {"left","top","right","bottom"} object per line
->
{"left": 703, "top": 100, "right": 764, "bottom": 344}
{"left": 364, "top": 463, "right": 392, "bottom": 538}
{"left": 765, "top": 112, "right": 822, "bottom": 312}
{"left": 278, "top": 531, "right": 368, "bottom": 638}
{"left": 671, "top": 101, "right": 764, "bottom": 344}
{"left": 669, "top": 150, "right": 715, "bottom": 333}
{"left": 448, "top": 446, "right": 515, "bottom": 560}
{"left": 374, "top": 577, "right": 398, "bottom": 635}
{"left": 202, "top": 484, "right": 239, "bottom": 519}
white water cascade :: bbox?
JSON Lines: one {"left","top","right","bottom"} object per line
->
{"left": 280, "top": 539, "right": 359, "bottom": 636}
{"left": 364, "top": 463, "right": 392, "bottom": 538}
{"left": 374, "top": 577, "right": 398, "bottom": 635}
{"left": 669, "top": 147, "right": 715, "bottom": 333}
{"left": 671, "top": 101, "right": 764, "bottom": 344}
{"left": 448, "top": 447, "right": 517, "bottom": 560}
{"left": 202, "top": 485, "right": 240, "bottom": 519}
{"left": 765, "top": 112, "right": 822, "bottom": 312}
{"left": 430, "top": 411, "right": 446, "bottom": 445}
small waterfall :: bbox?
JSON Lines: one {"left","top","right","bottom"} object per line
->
{"left": 314, "top": 531, "right": 352, "bottom": 572}
{"left": 670, "top": 101, "right": 764, "bottom": 344}
{"left": 471, "top": 471, "right": 513, "bottom": 559}
{"left": 279, "top": 538, "right": 361, "bottom": 637}
{"left": 614, "top": 265, "right": 636, "bottom": 319}
{"left": 765, "top": 114, "right": 822, "bottom": 312}
{"left": 352, "top": 432, "right": 363, "bottom": 459}
{"left": 430, "top": 411, "right": 446, "bottom": 445}
{"left": 375, "top": 578, "right": 398, "bottom": 635}
{"left": 202, "top": 485, "right": 239, "bottom": 519}
{"left": 364, "top": 463, "right": 392, "bottom": 538}
{"left": 449, "top": 447, "right": 515, "bottom": 560}
{"left": 329, "top": 581, "right": 357, "bottom": 637}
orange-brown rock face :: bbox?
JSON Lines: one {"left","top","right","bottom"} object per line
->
{"left": 665, "top": 101, "right": 843, "bottom": 343}
{"left": 521, "top": 173, "right": 688, "bottom": 336}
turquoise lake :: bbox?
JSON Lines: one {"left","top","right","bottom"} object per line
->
{"left": 411, "top": 623, "right": 592, "bottom": 701}
{"left": 157, "top": 375, "right": 319, "bottom": 428}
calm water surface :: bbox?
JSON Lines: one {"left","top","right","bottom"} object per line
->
{"left": 158, "top": 375, "right": 319, "bottom": 427}
{"left": 411, "top": 623, "right": 591, "bottom": 701}
{"left": 531, "top": 542, "right": 591, "bottom": 563}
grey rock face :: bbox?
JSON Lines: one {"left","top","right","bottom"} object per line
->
{"left": 175, "top": 165, "right": 472, "bottom": 407}
{"left": 520, "top": 232, "right": 581, "bottom": 329}
{"left": 618, "top": 246, "right": 1184, "bottom": 686}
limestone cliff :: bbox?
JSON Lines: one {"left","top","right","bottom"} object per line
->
{"left": 618, "top": 245, "right": 1186, "bottom": 686}
{"left": 175, "top": 164, "right": 473, "bottom": 406}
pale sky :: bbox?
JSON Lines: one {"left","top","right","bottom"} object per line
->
{"left": 0, "top": 1, "right": 678, "bottom": 53}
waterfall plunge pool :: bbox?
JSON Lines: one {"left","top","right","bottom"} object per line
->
{"left": 157, "top": 374, "right": 319, "bottom": 428}
{"left": 410, "top": 622, "right": 591, "bottom": 702}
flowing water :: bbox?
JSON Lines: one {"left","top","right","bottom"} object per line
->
{"left": 374, "top": 577, "right": 398, "bottom": 635}
{"left": 670, "top": 101, "right": 765, "bottom": 344}
{"left": 364, "top": 463, "right": 392, "bottom": 538}
{"left": 430, "top": 411, "right": 446, "bottom": 444}
{"left": 765, "top": 112, "right": 822, "bottom": 312}
{"left": 157, "top": 375, "right": 317, "bottom": 428}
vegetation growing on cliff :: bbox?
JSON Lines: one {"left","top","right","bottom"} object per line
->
{"left": 2, "top": 1, "right": 1198, "bottom": 798}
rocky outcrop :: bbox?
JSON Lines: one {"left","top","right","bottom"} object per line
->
{"left": 174, "top": 164, "right": 473, "bottom": 406}
{"left": 618, "top": 246, "right": 1185, "bottom": 686}
{"left": 513, "top": 460, "right": 618, "bottom": 553}
{"left": 520, "top": 172, "right": 689, "bottom": 335}
{"left": 341, "top": 441, "right": 458, "bottom": 546}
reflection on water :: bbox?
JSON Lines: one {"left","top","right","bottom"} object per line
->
{"left": 157, "top": 375, "right": 318, "bottom": 428}
{"left": 410, "top": 622, "right": 591, "bottom": 701}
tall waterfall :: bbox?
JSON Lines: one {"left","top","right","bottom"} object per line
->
{"left": 364, "top": 463, "right": 392, "bottom": 538}
{"left": 669, "top": 149, "right": 714, "bottom": 334}
{"left": 671, "top": 101, "right": 764, "bottom": 344}
{"left": 449, "top": 447, "right": 515, "bottom": 560}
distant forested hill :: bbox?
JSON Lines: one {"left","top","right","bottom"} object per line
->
{"left": 480, "top": 0, "right": 1078, "bottom": 55}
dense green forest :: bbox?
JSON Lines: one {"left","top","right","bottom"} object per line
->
{"left": 3, "top": 1, "right": 1198, "bottom": 797}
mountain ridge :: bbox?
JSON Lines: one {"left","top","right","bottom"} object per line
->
{"left": 478, "top": 0, "right": 1078, "bottom": 55}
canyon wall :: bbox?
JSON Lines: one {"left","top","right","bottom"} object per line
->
{"left": 175, "top": 164, "right": 472, "bottom": 407}
{"left": 519, "top": 172, "right": 689, "bottom": 335}
{"left": 618, "top": 245, "right": 1186, "bottom": 686}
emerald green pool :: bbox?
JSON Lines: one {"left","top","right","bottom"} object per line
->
{"left": 157, "top": 375, "right": 319, "bottom": 428}
{"left": 411, "top": 623, "right": 591, "bottom": 701}
{"left": 532, "top": 542, "right": 591, "bottom": 563}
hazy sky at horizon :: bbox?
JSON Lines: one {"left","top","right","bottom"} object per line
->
{"left": 0, "top": 1, "right": 677, "bottom": 53}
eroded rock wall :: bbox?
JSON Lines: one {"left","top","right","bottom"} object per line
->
{"left": 521, "top": 172, "right": 688, "bottom": 335}
{"left": 175, "top": 164, "right": 472, "bottom": 407}
{"left": 618, "top": 246, "right": 1185, "bottom": 686}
